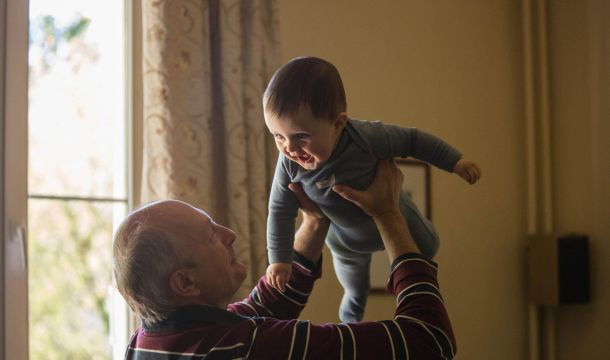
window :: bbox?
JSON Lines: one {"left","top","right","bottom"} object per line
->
{"left": 26, "top": 0, "right": 131, "bottom": 358}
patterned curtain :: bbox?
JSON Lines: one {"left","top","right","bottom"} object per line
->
{"left": 140, "top": 0, "right": 279, "bottom": 298}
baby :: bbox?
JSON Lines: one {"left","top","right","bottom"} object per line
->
{"left": 264, "top": 56, "right": 481, "bottom": 322}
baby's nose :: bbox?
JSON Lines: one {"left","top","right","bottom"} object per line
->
{"left": 285, "top": 141, "right": 299, "bottom": 154}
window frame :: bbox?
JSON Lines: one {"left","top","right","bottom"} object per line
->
{"left": 2, "top": 0, "right": 30, "bottom": 359}
{"left": 2, "top": 0, "right": 138, "bottom": 358}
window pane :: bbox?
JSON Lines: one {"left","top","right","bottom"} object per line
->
{"left": 28, "top": 199, "right": 126, "bottom": 359}
{"left": 28, "top": 0, "right": 126, "bottom": 198}
{"left": 27, "top": 1, "right": 129, "bottom": 358}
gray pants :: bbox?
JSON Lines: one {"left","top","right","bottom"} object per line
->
{"left": 326, "top": 192, "right": 439, "bottom": 322}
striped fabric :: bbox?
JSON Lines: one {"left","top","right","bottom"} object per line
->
{"left": 125, "top": 252, "right": 456, "bottom": 359}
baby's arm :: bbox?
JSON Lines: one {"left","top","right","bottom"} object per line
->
{"left": 266, "top": 156, "right": 300, "bottom": 291}
{"left": 267, "top": 182, "right": 330, "bottom": 292}
{"left": 360, "top": 121, "right": 481, "bottom": 181}
{"left": 453, "top": 158, "right": 482, "bottom": 184}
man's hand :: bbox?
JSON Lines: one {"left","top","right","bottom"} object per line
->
{"left": 288, "top": 183, "right": 327, "bottom": 221}
{"left": 332, "top": 159, "right": 403, "bottom": 218}
{"left": 266, "top": 262, "right": 292, "bottom": 292}
{"left": 453, "top": 158, "right": 481, "bottom": 185}
{"left": 332, "top": 159, "right": 419, "bottom": 261}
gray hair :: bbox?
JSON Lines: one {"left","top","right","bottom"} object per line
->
{"left": 112, "top": 212, "right": 181, "bottom": 326}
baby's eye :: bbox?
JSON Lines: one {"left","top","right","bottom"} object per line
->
{"left": 274, "top": 133, "right": 285, "bottom": 140}
{"left": 295, "top": 133, "right": 310, "bottom": 140}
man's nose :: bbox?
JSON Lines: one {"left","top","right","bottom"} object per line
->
{"left": 222, "top": 228, "right": 236, "bottom": 246}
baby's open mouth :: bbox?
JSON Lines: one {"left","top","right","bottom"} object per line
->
{"left": 297, "top": 154, "right": 313, "bottom": 163}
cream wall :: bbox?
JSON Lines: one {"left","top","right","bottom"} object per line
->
{"left": 550, "top": 0, "right": 610, "bottom": 359}
{"left": 277, "top": 1, "right": 527, "bottom": 359}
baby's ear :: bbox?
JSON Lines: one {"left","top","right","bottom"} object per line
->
{"left": 333, "top": 112, "right": 348, "bottom": 129}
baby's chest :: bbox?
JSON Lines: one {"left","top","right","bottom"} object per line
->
{"left": 299, "top": 162, "right": 377, "bottom": 205}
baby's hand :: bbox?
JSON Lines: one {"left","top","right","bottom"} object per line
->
{"left": 453, "top": 158, "right": 482, "bottom": 185}
{"left": 266, "top": 262, "right": 292, "bottom": 292}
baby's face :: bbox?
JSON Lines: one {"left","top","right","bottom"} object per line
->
{"left": 265, "top": 106, "right": 346, "bottom": 170}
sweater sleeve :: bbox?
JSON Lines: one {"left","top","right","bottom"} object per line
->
{"left": 355, "top": 120, "right": 463, "bottom": 172}
{"left": 266, "top": 156, "right": 300, "bottom": 264}
{"left": 246, "top": 252, "right": 457, "bottom": 360}
{"left": 227, "top": 251, "right": 322, "bottom": 320}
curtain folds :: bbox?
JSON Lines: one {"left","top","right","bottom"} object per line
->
{"left": 141, "top": 0, "right": 279, "bottom": 298}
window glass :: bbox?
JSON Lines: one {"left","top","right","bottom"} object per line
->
{"left": 28, "top": 200, "right": 126, "bottom": 359}
{"left": 27, "top": 1, "right": 128, "bottom": 358}
{"left": 28, "top": 0, "right": 125, "bottom": 199}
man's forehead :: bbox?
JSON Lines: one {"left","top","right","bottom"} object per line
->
{"left": 134, "top": 200, "right": 212, "bottom": 228}
{"left": 172, "top": 202, "right": 215, "bottom": 234}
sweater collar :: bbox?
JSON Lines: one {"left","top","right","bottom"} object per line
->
{"left": 143, "top": 305, "right": 248, "bottom": 333}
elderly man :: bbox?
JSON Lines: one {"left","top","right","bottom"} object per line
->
{"left": 113, "top": 159, "right": 456, "bottom": 359}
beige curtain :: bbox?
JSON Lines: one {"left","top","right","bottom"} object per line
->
{"left": 140, "top": 0, "right": 279, "bottom": 298}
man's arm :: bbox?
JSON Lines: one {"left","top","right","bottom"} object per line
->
{"left": 247, "top": 253, "right": 455, "bottom": 359}
{"left": 309, "top": 160, "right": 456, "bottom": 359}
{"left": 238, "top": 160, "right": 456, "bottom": 359}
{"left": 290, "top": 182, "right": 329, "bottom": 263}
{"left": 229, "top": 182, "right": 328, "bottom": 319}
{"left": 248, "top": 160, "right": 456, "bottom": 359}
{"left": 228, "top": 250, "right": 322, "bottom": 319}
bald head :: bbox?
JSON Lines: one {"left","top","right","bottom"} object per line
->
{"left": 113, "top": 200, "right": 246, "bottom": 325}
{"left": 122, "top": 200, "right": 193, "bottom": 234}
{"left": 112, "top": 200, "right": 195, "bottom": 325}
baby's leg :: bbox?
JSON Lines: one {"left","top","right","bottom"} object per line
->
{"left": 400, "top": 191, "right": 440, "bottom": 259}
{"left": 327, "top": 228, "right": 372, "bottom": 323}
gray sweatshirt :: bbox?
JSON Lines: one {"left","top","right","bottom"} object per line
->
{"left": 267, "top": 119, "right": 462, "bottom": 264}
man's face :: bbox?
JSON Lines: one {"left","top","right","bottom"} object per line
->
{"left": 265, "top": 106, "right": 346, "bottom": 170}
{"left": 169, "top": 202, "right": 247, "bottom": 307}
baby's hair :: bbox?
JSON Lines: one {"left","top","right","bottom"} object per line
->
{"left": 263, "top": 56, "right": 346, "bottom": 120}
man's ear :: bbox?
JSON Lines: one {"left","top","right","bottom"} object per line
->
{"left": 169, "top": 270, "right": 201, "bottom": 297}
{"left": 333, "top": 112, "right": 348, "bottom": 130}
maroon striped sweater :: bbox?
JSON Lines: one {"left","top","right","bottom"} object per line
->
{"left": 125, "top": 252, "right": 456, "bottom": 359}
